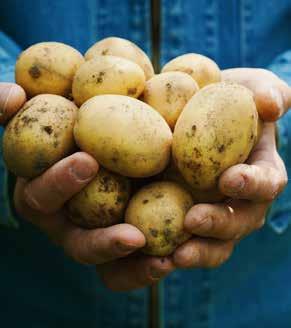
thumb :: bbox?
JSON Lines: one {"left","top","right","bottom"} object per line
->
{"left": 0, "top": 82, "right": 26, "bottom": 124}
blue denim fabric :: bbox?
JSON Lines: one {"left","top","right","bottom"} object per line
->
{"left": 1, "top": 1, "right": 291, "bottom": 327}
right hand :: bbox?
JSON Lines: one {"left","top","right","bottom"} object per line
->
{"left": 14, "top": 152, "right": 174, "bottom": 290}
{"left": 1, "top": 82, "right": 174, "bottom": 290}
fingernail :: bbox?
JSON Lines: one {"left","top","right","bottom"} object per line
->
{"left": 150, "top": 267, "right": 167, "bottom": 280}
{"left": 227, "top": 176, "right": 245, "bottom": 193}
{"left": 0, "top": 84, "right": 16, "bottom": 116}
{"left": 115, "top": 242, "right": 139, "bottom": 253}
{"left": 71, "top": 162, "right": 95, "bottom": 181}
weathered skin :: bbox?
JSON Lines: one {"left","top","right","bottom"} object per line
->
{"left": 72, "top": 55, "right": 146, "bottom": 106}
{"left": 142, "top": 71, "right": 199, "bottom": 130}
{"left": 172, "top": 82, "right": 258, "bottom": 191}
{"left": 67, "top": 168, "right": 131, "bottom": 229}
{"left": 74, "top": 95, "right": 173, "bottom": 178}
{"left": 85, "top": 36, "right": 154, "bottom": 80}
{"left": 3, "top": 94, "right": 77, "bottom": 178}
{"left": 125, "top": 181, "right": 193, "bottom": 256}
{"left": 162, "top": 53, "right": 221, "bottom": 88}
{"left": 15, "top": 42, "right": 84, "bottom": 98}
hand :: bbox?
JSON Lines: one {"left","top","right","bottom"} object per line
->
{"left": 173, "top": 122, "right": 287, "bottom": 268}
{"left": 0, "top": 82, "right": 26, "bottom": 124}
{"left": 13, "top": 151, "right": 174, "bottom": 290}
{"left": 222, "top": 68, "right": 291, "bottom": 121}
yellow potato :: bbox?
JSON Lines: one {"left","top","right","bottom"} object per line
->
{"left": 85, "top": 37, "right": 154, "bottom": 80}
{"left": 15, "top": 42, "right": 84, "bottom": 98}
{"left": 142, "top": 72, "right": 199, "bottom": 130}
{"left": 173, "top": 82, "right": 258, "bottom": 191}
{"left": 3, "top": 94, "right": 77, "bottom": 178}
{"left": 74, "top": 95, "right": 172, "bottom": 178}
{"left": 125, "top": 181, "right": 192, "bottom": 256}
{"left": 162, "top": 53, "right": 221, "bottom": 88}
{"left": 67, "top": 168, "right": 130, "bottom": 229}
{"left": 72, "top": 55, "right": 146, "bottom": 106}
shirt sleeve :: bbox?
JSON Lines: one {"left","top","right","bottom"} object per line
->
{"left": 0, "top": 30, "right": 21, "bottom": 228}
{"left": 267, "top": 50, "right": 291, "bottom": 234}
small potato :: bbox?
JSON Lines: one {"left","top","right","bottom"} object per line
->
{"left": 85, "top": 37, "right": 154, "bottom": 80}
{"left": 125, "top": 181, "right": 192, "bottom": 256}
{"left": 143, "top": 72, "right": 199, "bottom": 130}
{"left": 67, "top": 168, "right": 130, "bottom": 229}
{"left": 74, "top": 95, "right": 172, "bottom": 178}
{"left": 162, "top": 53, "right": 221, "bottom": 88}
{"left": 15, "top": 42, "right": 84, "bottom": 98}
{"left": 3, "top": 94, "right": 77, "bottom": 178}
{"left": 72, "top": 55, "right": 146, "bottom": 106}
{"left": 173, "top": 82, "right": 258, "bottom": 191}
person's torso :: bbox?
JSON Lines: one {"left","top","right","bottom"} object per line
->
{"left": 1, "top": 0, "right": 291, "bottom": 68}
{"left": 1, "top": 1, "right": 291, "bottom": 327}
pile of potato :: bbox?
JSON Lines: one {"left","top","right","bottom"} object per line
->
{"left": 3, "top": 37, "right": 259, "bottom": 256}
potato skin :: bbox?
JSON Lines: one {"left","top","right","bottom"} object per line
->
{"left": 173, "top": 82, "right": 258, "bottom": 191}
{"left": 15, "top": 42, "right": 84, "bottom": 98}
{"left": 3, "top": 94, "right": 77, "bottom": 178}
{"left": 85, "top": 37, "right": 154, "bottom": 80}
{"left": 162, "top": 53, "right": 221, "bottom": 88}
{"left": 125, "top": 181, "right": 192, "bottom": 256}
{"left": 67, "top": 168, "right": 130, "bottom": 229}
{"left": 74, "top": 95, "right": 172, "bottom": 178}
{"left": 72, "top": 55, "right": 146, "bottom": 106}
{"left": 162, "top": 162, "right": 225, "bottom": 203}
{"left": 143, "top": 72, "right": 199, "bottom": 130}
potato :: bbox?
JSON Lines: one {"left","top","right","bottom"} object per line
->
{"left": 163, "top": 162, "right": 225, "bottom": 203}
{"left": 162, "top": 53, "right": 221, "bottom": 88}
{"left": 72, "top": 55, "right": 145, "bottom": 106}
{"left": 15, "top": 42, "right": 84, "bottom": 98}
{"left": 142, "top": 72, "right": 199, "bottom": 130}
{"left": 173, "top": 82, "right": 258, "bottom": 191}
{"left": 125, "top": 181, "right": 192, "bottom": 256}
{"left": 67, "top": 168, "right": 130, "bottom": 229}
{"left": 74, "top": 95, "right": 172, "bottom": 178}
{"left": 85, "top": 37, "right": 154, "bottom": 80}
{"left": 3, "top": 94, "right": 77, "bottom": 178}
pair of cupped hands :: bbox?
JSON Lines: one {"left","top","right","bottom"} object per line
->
{"left": 1, "top": 68, "right": 290, "bottom": 291}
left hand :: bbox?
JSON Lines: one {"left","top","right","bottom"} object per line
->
{"left": 174, "top": 122, "right": 287, "bottom": 268}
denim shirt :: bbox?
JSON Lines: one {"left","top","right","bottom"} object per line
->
{"left": 0, "top": 1, "right": 291, "bottom": 327}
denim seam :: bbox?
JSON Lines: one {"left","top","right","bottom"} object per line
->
{"left": 204, "top": 0, "right": 219, "bottom": 62}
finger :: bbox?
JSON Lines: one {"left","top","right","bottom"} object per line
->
{"left": 173, "top": 238, "right": 234, "bottom": 268}
{"left": 219, "top": 163, "right": 286, "bottom": 201}
{"left": 15, "top": 178, "right": 146, "bottom": 265}
{"left": 63, "top": 224, "right": 146, "bottom": 265}
{"left": 0, "top": 83, "right": 26, "bottom": 124}
{"left": 184, "top": 200, "right": 267, "bottom": 240}
{"left": 253, "top": 84, "right": 284, "bottom": 121}
{"left": 219, "top": 124, "right": 287, "bottom": 201}
{"left": 280, "top": 83, "right": 291, "bottom": 113}
{"left": 222, "top": 68, "right": 286, "bottom": 121}
{"left": 24, "top": 152, "right": 99, "bottom": 214}
{"left": 98, "top": 255, "right": 175, "bottom": 291}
